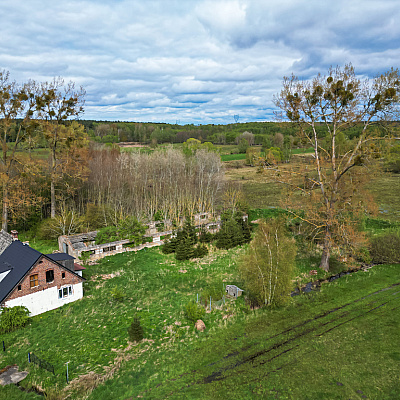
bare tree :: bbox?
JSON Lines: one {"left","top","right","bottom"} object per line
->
{"left": 274, "top": 64, "right": 400, "bottom": 271}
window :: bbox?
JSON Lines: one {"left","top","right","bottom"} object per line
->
{"left": 62, "top": 272, "right": 65, "bottom": 279}
{"left": 17, "top": 285, "right": 22, "bottom": 291}
{"left": 46, "top": 270, "right": 54, "bottom": 283}
{"left": 58, "top": 285, "right": 73, "bottom": 299}
{"left": 103, "top": 245, "right": 116, "bottom": 253}
{"left": 30, "top": 274, "right": 39, "bottom": 288}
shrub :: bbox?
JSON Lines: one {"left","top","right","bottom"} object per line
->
{"left": 193, "top": 243, "right": 208, "bottom": 258}
{"left": 370, "top": 231, "right": 400, "bottom": 264}
{"left": 199, "top": 229, "right": 214, "bottom": 243}
{"left": 95, "top": 217, "right": 146, "bottom": 245}
{"left": 215, "top": 215, "right": 251, "bottom": 250}
{"left": 0, "top": 306, "right": 30, "bottom": 333}
{"left": 37, "top": 215, "right": 79, "bottom": 240}
{"left": 239, "top": 218, "right": 296, "bottom": 307}
{"left": 128, "top": 316, "right": 144, "bottom": 342}
{"left": 185, "top": 301, "right": 205, "bottom": 323}
{"left": 79, "top": 251, "right": 91, "bottom": 265}
{"left": 95, "top": 226, "right": 119, "bottom": 244}
{"left": 201, "top": 283, "right": 225, "bottom": 306}
{"left": 162, "top": 238, "right": 178, "bottom": 254}
{"left": 110, "top": 286, "right": 125, "bottom": 303}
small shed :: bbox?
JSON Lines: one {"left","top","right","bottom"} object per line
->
{"left": 225, "top": 285, "right": 243, "bottom": 298}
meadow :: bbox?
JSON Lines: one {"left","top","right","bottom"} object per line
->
{"left": 1, "top": 152, "right": 399, "bottom": 399}
{"left": 1, "top": 244, "right": 399, "bottom": 399}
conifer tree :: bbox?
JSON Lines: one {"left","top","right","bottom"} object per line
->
{"left": 128, "top": 316, "right": 144, "bottom": 343}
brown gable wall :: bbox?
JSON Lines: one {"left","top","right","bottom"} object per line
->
{"left": 6, "top": 256, "right": 84, "bottom": 302}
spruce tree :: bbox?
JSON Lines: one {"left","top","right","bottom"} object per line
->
{"left": 128, "top": 316, "right": 144, "bottom": 342}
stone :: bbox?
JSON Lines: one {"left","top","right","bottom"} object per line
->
{"left": 195, "top": 319, "right": 206, "bottom": 332}
{"left": 0, "top": 366, "right": 28, "bottom": 385}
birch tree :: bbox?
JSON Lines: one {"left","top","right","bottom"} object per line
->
{"left": 240, "top": 219, "right": 296, "bottom": 307}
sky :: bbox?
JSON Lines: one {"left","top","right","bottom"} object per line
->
{"left": 1, "top": 0, "right": 399, "bottom": 125}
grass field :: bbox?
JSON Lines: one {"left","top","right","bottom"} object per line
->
{"left": 1, "top": 238, "right": 399, "bottom": 399}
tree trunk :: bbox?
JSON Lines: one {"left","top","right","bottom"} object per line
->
{"left": 2, "top": 184, "right": 8, "bottom": 231}
{"left": 50, "top": 144, "right": 57, "bottom": 219}
{"left": 319, "top": 228, "right": 331, "bottom": 272}
{"left": 50, "top": 178, "right": 56, "bottom": 219}
{"left": 319, "top": 246, "right": 330, "bottom": 272}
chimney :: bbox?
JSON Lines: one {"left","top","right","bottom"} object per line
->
{"left": 11, "top": 230, "right": 18, "bottom": 241}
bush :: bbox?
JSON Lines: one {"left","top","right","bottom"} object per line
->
{"left": 110, "top": 286, "right": 125, "bottom": 303}
{"left": 95, "top": 217, "right": 146, "bottom": 245}
{"left": 215, "top": 215, "right": 251, "bottom": 250}
{"left": 162, "top": 218, "right": 206, "bottom": 260}
{"left": 193, "top": 243, "right": 208, "bottom": 258}
{"left": 162, "top": 237, "right": 178, "bottom": 254}
{"left": 239, "top": 218, "right": 296, "bottom": 307}
{"left": 185, "top": 301, "right": 205, "bottom": 323}
{"left": 128, "top": 316, "right": 144, "bottom": 342}
{"left": 37, "top": 215, "right": 79, "bottom": 240}
{"left": 370, "top": 231, "right": 400, "bottom": 264}
{"left": 0, "top": 306, "right": 30, "bottom": 333}
{"left": 199, "top": 229, "right": 214, "bottom": 243}
{"left": 95, "top": 226, "right": 119, "bottom": 244}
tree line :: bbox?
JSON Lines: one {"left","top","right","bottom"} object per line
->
{"left": 0, "top": 70, "right": 86, "bottom": 232}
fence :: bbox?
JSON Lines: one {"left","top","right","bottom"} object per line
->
{"left": 28, "top": 352, "right": 55, "bottom": 375}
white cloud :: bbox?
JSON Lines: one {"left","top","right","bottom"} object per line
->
{"left": 0, "top": 0, "right": 399, "bottom": 124}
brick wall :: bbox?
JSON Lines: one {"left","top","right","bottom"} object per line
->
{"left": 6, "top": 256, "right": 83, "bottom": 302}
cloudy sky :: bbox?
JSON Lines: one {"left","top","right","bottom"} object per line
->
{"left": 1, "top": 0, "right": 399, "bottom": 124}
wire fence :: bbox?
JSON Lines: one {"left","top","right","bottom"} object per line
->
{"left": 29, "top": 352, "right": 55, "bottom": 375}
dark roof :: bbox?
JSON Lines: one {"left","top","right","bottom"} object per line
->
{"left": 0, "top": 241, "right": 42, "bottom": 304}
{"left": 46, "top": 253, "right": 75, "bottom": 261}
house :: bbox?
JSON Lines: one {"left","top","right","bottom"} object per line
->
{"left": 0, "top": 240, "right": 85, "bottom": 317}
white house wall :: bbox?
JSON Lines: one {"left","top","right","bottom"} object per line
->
{"left": 5, "top": 282, "right": 83, "bottom": 317}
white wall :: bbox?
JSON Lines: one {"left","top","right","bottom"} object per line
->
{"left": 5, "top": 283, "right": 83, "bottom": 317}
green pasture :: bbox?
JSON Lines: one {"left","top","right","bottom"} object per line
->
{"left": 1, "top": 237, "right": 399, "bottom": 399}
{"left": 220, "top": 153, "right": 246, "bottom": 162}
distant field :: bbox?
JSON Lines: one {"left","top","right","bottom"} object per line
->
{"left": 224, "top": 157, "right": 400, "bottom": 220}
{"left": 368, "top": 173, "right": 400, "bottom": 221}
{"left": 220, "top": 153, "right": 246, "bottom": 161}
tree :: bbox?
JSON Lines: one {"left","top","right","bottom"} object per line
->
{"left": 128, "top": 316, "right": 144, "bottom": 343}
{"left": 0, "top": 71, "right": 38, "bottom": 231}
{"left": 240, "top": 219, "right": 296, "bottom": 307}
{"left": 274, "top": 64, "right": 400, "bottom": 271}
{"left": 36, "top": 78, "right": 86, "bottom": 218}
